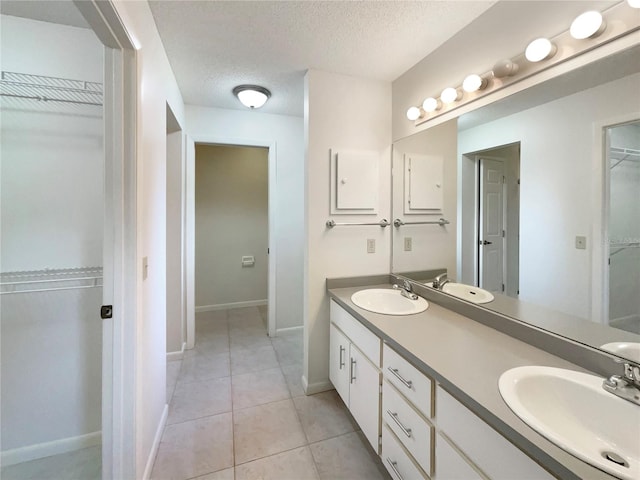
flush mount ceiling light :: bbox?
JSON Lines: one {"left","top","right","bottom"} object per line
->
{"left": 422, "top": 97, "right": 441, "bottom": 113}
{"left": 462, "top": 74, "right": 488, "bottom": 93}
{"left": 525, "top": 38, "right": 557, "bottom": 62}
{"left": 492, "top": 59, "right": 519, "bottom": 78}
{"left": 232, "top": 85, "right": 271, "bottom": 109}
{"left": 570, "top": 11, "right": 606, "bottom": 39}
{"left": 441, "top": 87, "right": 462, "bottom": 104}
{"left": 406, "top": 106, "right": 423, "bottom": 121}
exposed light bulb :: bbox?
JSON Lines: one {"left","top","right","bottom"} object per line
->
{"left": 441, "top": 87, "right": 461, "bottom": 104}
{"left": 422, "top": 97, "right": 441, "bottom": 113}
{"left": 462, "top": 74, "right": 487, "bottom": 93}
{"left": 493, "top": 59, "right": 519, "bottom": 78}
{"left": 525, "top": 38, "right": 557, "bottom": 62}
{"left": 570, "top": 11, "right": 605, "bottom": 39}
{"left": 406, "top": 106, "right": 422, "bottom": 121}
{"left": 627, "top": 0, "right": 640, "bottom": 8}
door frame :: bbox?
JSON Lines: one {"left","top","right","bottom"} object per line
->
{"left": 592, "top": 113, "right": 640, "bottom": 325}
{"left": 74, "top": 1, "right": 138, "bottom": 478}
{"left": 186, "top": 135, "right": 277, "bottom": 341}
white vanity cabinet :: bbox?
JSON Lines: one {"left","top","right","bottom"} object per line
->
{"left": 382, "top": 343, "right": 434, "bottom": 479}
{"left": 329, "top": 300, "right": 382, "bottom": 453}
{"left": 435, "top": 386, "right": 555, "bottom": 480}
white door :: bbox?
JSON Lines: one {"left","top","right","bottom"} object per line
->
{"left": 329, "top": 324, "right": 350, "bottom": 405}
{"left": 479, "top": 158, "right": 505, "bottom": 293}
{"left": 348, "top": 344, "right": 381, "bottom": 454}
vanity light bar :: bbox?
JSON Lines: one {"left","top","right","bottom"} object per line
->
{"left": 406, "top": 2, "right": 637, "bottom": 124}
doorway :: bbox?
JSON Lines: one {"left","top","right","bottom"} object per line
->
{"left": 193, "top": 144, "right": 270, "bottom": 338}
{"left": 605, "top": 120, "right": 640, "bottom": 334}
{"left": 462, "top": 143, "right": 520, "bottom": 297}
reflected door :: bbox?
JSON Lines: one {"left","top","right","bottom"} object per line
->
{"left": 479, "top": 158, "right": 505, "bottom": 293}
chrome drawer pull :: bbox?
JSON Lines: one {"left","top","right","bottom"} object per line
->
{"left": 385, "top": 458, "right": 404, "bottom": 480}
{"left": 388, "top": 367, "right": 413, "bottom": 389}
{"left": 350, "top": 358, "right": 357, "bottom": 383}
{"left": 339, "top": 345, "right": 345, "bottom": 369}
{"left": 386, "top": 410, "right": 412, "bottom": 438}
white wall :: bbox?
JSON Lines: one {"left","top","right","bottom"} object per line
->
{"left": 195, "top": 144, "right": 268, "bottom": 308}
{"left": 304, "top": 69, "right": 391, "bottom": 392}
{"left": 0, "top": 15, "right": 103, "bottom": 456}
{"left": 185, "top": 105, "right": 304, "bottom": 331}
{"left": 391, "top": 120, "right": 458, "bottom": 276}
{"left": 458, "top": 73, "right": 640, "bottom": 321}
{"left": 110, "top": 2, "right": 186, "bottom": 477}
{"left": 166, "top": 129, "right": 184, "bottom": 355}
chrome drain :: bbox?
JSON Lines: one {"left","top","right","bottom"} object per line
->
{"left": 602, "top": 451, "right": 629, "bottom": 468}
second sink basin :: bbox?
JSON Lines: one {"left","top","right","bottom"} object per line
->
{"left": 499, "top": 366, "right": 640, "bottom": 480}
{"left": 441, "top": 282, "right": 494, "bottom": 304}
{"left": 351, "top": 288, "right": 428, "bottom": 315}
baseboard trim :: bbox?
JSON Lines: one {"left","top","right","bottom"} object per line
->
{"left": 142, "top": 404, "right": 168, "bottom": 480}
{"left": 1, "top": 431, "right": 101, "bottom": 466}
{"left": 302, "top": 376, "right": 334, "bottom": 396}
{"left": 275, "top": 325, "right": 303, "bottom": 335}
{"left": 166, "top": 342, "right": 186, "bottom": 361}
{"left": 195, "top": 299, "right": 267, "bottom": 312}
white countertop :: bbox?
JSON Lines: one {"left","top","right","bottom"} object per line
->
{"left": 328, "top": 283, "right": 618, "bottom": 480}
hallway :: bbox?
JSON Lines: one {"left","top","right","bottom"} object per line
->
{"left": 151, "top": 306, "right": 389, "bottom": 480}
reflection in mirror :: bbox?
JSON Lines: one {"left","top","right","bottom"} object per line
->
{"left": 392, "top": 44, "right": 640, "bottom": 362}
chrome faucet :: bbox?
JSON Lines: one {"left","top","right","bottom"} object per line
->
{"left": 393, "top": 280, "right": 419, "bottom": 300}
{"left": 432, "top": 272, "right": 450, "bottom": 290}
{"left": 602, "top": 361, "right": 640, "bottom": 406}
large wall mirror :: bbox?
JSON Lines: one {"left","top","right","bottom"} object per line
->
{"left": 392, "top": 43, "right": 640, "bottom": 363}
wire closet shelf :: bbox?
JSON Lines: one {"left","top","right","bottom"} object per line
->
{"left": 0, "top": 71, "right": 103, "bottom": 106}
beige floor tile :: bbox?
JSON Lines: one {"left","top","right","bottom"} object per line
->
{"left": 281, "top": 363, "right": 305, "bottom": 397}
{"left": 193, "top": 334, "right": 230, "bottom": 354}
{"left": 232, "top": 367, "right": 290, "bottom": 410}
{"left": 309, "top": 431, "right": 390, "bottom": 480}
{"left": 196, "top": 309, "right": 227, "bottom": 323}
{"left": 272, "top": 337, "right": 303, "bottom": 366}
{"left": 229, "top": 331, "right": 272, "bottom": 349}
{"left": 151, "top": 413, "right": 233, "bottom": 480}
{"left": 178, "top": 351, "right": 230, "bottom": 384}
{"left": 230, "top": 344, "right": 279, "bottom": 375}
{"left": 168, "top": 376, "right": 231, "bottom": 425}
{"left": 235, "top": 446, "right": 319, "bottom": 480}
{"left": 293, "top": 390, "right": 358, "bottom": 443}
{"left": 0, "top": 445, "right": 101, "bottom": 480}
{"left": 166, "top": 359, "right": 182, "bottom": 404}
{"left": 233, "top": 399, "right": 307, "bottom": 464}
{"left": 191, "top": 467, "right": 234, "bottom": 480}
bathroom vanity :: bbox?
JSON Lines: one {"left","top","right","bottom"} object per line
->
{"left": 327, "top": 280, "right": 628, "bottom": 480}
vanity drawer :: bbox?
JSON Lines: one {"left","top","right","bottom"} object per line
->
{"left": 383, "top": 343, "right": 434, "bottom": 418}
{"left": 331, "top": 300, "right": 381, "bottom": 366}
{"left": 436, "top": 386, "right": 554, "bottom": 480}
{"left": 382, "top": 424, "right": 428, "bottom": 480}
{"left": 435, "top": 432, "right": 484, "bottom": 480}
{"left": 383, "top": 380, "right": 433, "bottom": 475}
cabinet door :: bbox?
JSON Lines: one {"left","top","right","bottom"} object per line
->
{"left": 349, "top": 344, "right": 381, "bottom": 453}
{"left": 329, "top": 323, "right": 350, "bottom": 405}
{"left": 435, "top": 433, "right": 484, "bottom": 480}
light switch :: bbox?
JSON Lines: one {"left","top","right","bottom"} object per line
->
{"left": 367, "top": 239, "right": 376, "bottom": 254}
{"left": 241, "top": 255, "right": 255, "bottom": 267}
{"left": 404, "top": 237, "right": 412, "bottom": 252}
{"left": 575, "top": 236, "right": 587, "bottom": 250}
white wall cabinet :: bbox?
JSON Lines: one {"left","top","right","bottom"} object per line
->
{"left": 329, "top": 300, "right": 381, "bottom": 453}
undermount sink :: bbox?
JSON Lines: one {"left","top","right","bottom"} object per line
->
{"left": 432, "top": 282, "right": 494, "bottom": 304}
{"left": 499, "top": 366, "right": 640, "bottom": 480}
{"left": 350, "top": 288, "right": 428, "bottom": 315}
{"left": 600, "top": 342, "right": 640, "bottom": 363}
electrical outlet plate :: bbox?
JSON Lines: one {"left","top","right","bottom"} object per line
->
{"left": 367, "top": 238, "right": 375, "bottom": 254}
{"left": 575, "top": 236, "right": 587, "bottom": 250}
{"left": 404, "top": 237, "right": 412, "bottom": 251}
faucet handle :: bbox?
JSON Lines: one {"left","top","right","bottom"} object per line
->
{"left": 623, "top": 363, "right": 640, "bottom": 386}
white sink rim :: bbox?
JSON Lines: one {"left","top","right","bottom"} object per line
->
{"left": 441, "top": 282, "right": 494, "bottom": 304}
{"left": 350, "top": 288, "right": 428, "bottom": 315}
{"left": 499, "top": 365, "right": 640, "bottom": 480}
{"left": 600, "top": 342, "right": 640, "bottom": 363}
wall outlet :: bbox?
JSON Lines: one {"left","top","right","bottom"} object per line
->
{"left": 575, "top": 236, "right": 587, "bottom": 250}
{"left": 404, "top": 237, "right": 412, "bottom": 252}
{"left": 367, "top": 238, "right": 375, "bottom": 254}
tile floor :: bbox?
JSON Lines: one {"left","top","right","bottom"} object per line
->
{"left": 152, "top": 306, "right": 390, "bottom": 480}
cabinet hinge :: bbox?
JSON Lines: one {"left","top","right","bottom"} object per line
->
{"left": 378, "top": 436, "right": 382, "bottom": 448}
{"left": 502, "top": 283, "right": 505, "bottom": 293}
{"left": 379, "top": 384, "right": 383, "bottom": 394}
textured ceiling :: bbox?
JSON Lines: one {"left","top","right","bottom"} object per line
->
{"left": 148, "top": 0, "right": 496, "bottom": 117}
